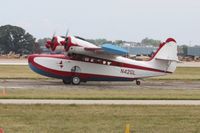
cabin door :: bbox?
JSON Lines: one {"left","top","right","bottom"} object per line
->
{"left": 71, "top": 66, "right": 81, "bottom": 76}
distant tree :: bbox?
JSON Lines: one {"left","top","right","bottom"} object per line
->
{"left": 181, "top": 45, "right": 188, "bottom": 56}
{"left": 37, "top": 38, "right": 51, "bottom": 53}
{"left": 0, "top": 25, "right": 36, "bottom": 55}
{"left": 86, "top": 39, "right": 97, "bottom": 45}
{"left": 37, "top": 38, "right": 50, "bottom": 48}
{"left": 141, "top": 37, "right": 161, "bottom": 46}
{"left": 87, "top": 38, "right": 113, "bottom": 46}
{"left": 114, "top": 40, "right": 126, "bottom": 46}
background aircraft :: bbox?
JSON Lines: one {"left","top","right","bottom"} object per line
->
{"left": 28, "top": 34, "right": 178, "bottom": 85}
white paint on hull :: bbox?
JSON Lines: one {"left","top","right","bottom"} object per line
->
{"left": 34, "top": 57, "right": 166, "bottom": 79}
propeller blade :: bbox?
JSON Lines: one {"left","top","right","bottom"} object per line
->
{"left": 53, "top": 32, "right": 56, "bottom": 38}
{"left": 65, "top": 29, "right": 69, "bottom": 38}
{"left": 45, "top": 40, "right": 52, "bottom": 49}
{"left": 60, "top": 40, "right": 66, "bottom": 45}
{"left": 51, "top": 32, "right": 56, "bottom": 42}
{"left": 45, "top": 43, "right": 50, "bottom": 49}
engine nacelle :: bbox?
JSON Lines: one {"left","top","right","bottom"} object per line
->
{"left": 45, "top": 36, "right": 66, "bottom": 52}
{"left": 45, "top": 35, "right": 99, "bottom": 53}
{"left": 68, "top": 46, "right": 87, "bottom": 54}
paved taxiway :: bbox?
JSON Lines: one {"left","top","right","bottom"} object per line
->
{"left": 0, "top": 79, "right": 200, "bottom": 90}
{"left": 0, "top": 99, "right": 200, "bottom": 105}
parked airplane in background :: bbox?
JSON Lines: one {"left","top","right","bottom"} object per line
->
{"left": 28, "top": 33, "right": 178, "bottom": 85}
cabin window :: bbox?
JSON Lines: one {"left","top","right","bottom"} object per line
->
{"left": 97, "top": 59, "right": 102, "bottom": 63}
{"left": 70, "top": 54, "right": 116, "bottom": 66}
{"left": 85, "top": 57, "right": 90, "bottom": 62}
{"left": 107, "top": 61, "right": 111, "bottom": 65}
{"left": 90, "top": 58, "right": 94, "bottom": 62}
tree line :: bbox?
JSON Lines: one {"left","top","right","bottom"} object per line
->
{"left": 0, "top": 25, "right": 35, "bottom": 55}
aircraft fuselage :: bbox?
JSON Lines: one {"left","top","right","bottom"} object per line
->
{"left": 28, "top": 54, "right": 169, "bottom": 83}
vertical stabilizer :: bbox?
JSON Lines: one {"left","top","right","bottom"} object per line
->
{"left": 150, "top": 38, "right": 178, "bottom": 73}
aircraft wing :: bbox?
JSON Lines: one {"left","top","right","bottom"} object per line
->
{"left": 84, "top": 43, "right": 128, "bottom": 56}
{"left": 45, "top": 35, "right": 128, "bottom": 57}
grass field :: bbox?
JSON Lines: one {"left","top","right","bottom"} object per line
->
{"left": 0, "top": 105, "right": 199, "bottom": 133}
{"left": 0, "top": 65, "right": 200, "bottom": 80}
{"left": 0, "top": 65, "right": 45, "bottom": 79}
{"left": 151, "top": 67, "right": 200, "bottom": 80}
{"left": 1, "top": 87, "right": 200, "bottom": 100}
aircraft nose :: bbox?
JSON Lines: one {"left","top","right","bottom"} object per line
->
{"left": 28, "top": 54, "right": 36, "bottom": 65}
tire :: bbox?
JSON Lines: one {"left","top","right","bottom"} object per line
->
{"left": 72, "top": 76, "right": 81, "bottom": 85}
{"left": 62, "top": 79, "right": 71, "bottom": 84}
{"left": 136, "top": 80, "right": 141, "bottom": 85}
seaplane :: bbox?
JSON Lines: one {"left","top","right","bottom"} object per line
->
{"left": 28, "top": 33, "right": 178, "bottom": 85}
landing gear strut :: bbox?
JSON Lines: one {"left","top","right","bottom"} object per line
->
{"left": 136, "top": 80, "right": 141, "bottom": 85}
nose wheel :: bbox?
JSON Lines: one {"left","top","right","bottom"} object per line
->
{"left": 136, "top": 80, "right": 141, "bottom": 85}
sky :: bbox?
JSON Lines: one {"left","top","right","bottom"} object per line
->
{"left": 0, "top": 0, "right": 199, "bottom": 45}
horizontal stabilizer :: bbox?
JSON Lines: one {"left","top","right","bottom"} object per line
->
{"left": 155, "top": 57, "right": 179, "bottom": 62}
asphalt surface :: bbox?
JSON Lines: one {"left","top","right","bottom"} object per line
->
{"left": 0, "top": 99, "right": 200, "bottom": 105}
{"left": 0, "top": 79, "right": 200, "bottom": 90}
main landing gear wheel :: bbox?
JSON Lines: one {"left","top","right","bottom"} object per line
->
{"left": 72, "top": 76, "right": 81, "bottom": 85}
{"left": 62, "top": 79, "right": 71, "bottom": 84}
{"left": 136, "top": 80, "right": 141, "bottom": 85}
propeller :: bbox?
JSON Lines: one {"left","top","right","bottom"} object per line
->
{"left": 45, "top": 32, "right": 59, "bottom": 51}
{"left": 65, "top": 29, "right": 69, "bottom": 38}
{"left": 51, "top": 32, "right": 56, "bottom": 43}
{"left": 45, "top": 29, "right": 71, "bottom": 51}
{"left": 60, "top": 29, "right": 70, "bottom": 50}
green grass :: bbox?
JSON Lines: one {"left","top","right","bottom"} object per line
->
{"left": 0, "top": 65, "right": 200, "bottom": 80}
{"left": 0, "top": 65, "right": 45, "bottom": 79}
{"left": 1, "top": 87, "right": 200, "bottom": 100}
{"left": 0, "top": 105, "right": 200, "bottom": 133}
{"left": 151, "top": 67, "right": 200, "bottom": 80}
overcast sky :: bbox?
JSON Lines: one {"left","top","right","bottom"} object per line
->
{"left": 0, "top": 0, "right": 199, "bottom": 45}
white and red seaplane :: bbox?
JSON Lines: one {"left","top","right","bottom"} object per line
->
{"left": 28, "top": 34, "right": 178, "bottom": 85}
